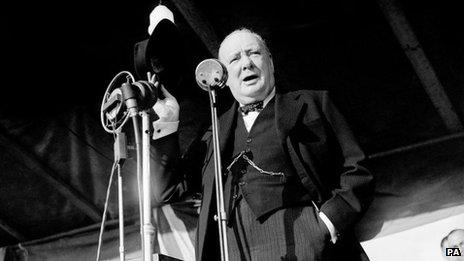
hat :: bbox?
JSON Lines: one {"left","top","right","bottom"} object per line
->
{"left": 134, "top": 5, "right": 187, "bottom": 93}
{"left": 148, "top": 4, "right": 174, "bottom": 35}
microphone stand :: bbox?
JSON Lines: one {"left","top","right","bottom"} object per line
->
{"left": 195, "top": 58, "right": 229, "bottom": 261}
{"left": 141, "top": 110, "right": 155, "bottom": 261}
{"left": 116, "top": 155, "right": 125, "bottom": 261}
{"left": 114, "top": 132, "right": 128, "bottom": 261}
{"left": 121, "top": 77, "right": 155, "bottom": 261}
{"left": 208, "top": 88, "right": 229, "bottom": 261}
{"left": 102, "top": 71, "right": 157, "bottom": 261}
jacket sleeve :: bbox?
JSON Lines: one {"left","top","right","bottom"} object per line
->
{"left": 150, "top": 132, "right": 186, "bottom": 204}
{"left": 318, "top": 91, "right": 375, "bottom": 235}
{"left": 150, "top": 131, "right": 208, "bottom": 205}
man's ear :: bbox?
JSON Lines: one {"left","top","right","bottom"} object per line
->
{"left": 269, "top": 54, "right": 274, "bottom": 73}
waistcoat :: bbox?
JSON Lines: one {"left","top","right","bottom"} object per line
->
{"left": 224, "top": 98, "right": 311, "bottom": 222}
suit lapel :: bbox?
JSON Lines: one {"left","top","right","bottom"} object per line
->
{"left": 275, "top": 91, "right": 304, "bottom": 142}
{"left": 218, "top": 101, "right": 238, "bottom": 153}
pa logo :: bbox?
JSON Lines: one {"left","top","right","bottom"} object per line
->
{"left": 446, "top": 248, "right": 462, "bottom": 256}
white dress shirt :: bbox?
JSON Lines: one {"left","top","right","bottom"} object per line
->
{"left": 239, "top": 88, "right": 275, "bottom": 132}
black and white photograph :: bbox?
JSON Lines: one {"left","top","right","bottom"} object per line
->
{"left": 1, "top": 0, "right": 464, "bottom": 260}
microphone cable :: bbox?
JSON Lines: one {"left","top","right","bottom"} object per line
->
{"left": 95, "top": 115, "right": 145, "bottom": 261}
{"left": 95, "top": 121, "right": 127, "bottom": 261}
{"left": 95, "top": 160, "right": 118, "bottom": 261}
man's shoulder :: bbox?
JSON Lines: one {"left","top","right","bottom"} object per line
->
{"left": 280, "top": 89, "right": 329, "bottom": 103}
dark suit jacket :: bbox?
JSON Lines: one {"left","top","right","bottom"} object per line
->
{"left": 151, "top": 89, "right": 374, "bottom": 261}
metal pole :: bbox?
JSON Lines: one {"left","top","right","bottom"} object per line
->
{"left": 141, "top": 111, "right": 154, "bottom": 261}
{"left": 376, "top": 0, "right": 463, "bottom": 132}
{"left": 117, "top": 164, "right": 125, "bottom": 261}
{"left": 208, "top": 89, "right": 229, "bottom": 261}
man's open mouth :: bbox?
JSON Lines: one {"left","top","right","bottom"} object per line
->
{"left": 243, "top": 75, "right": 259, "bottom": 82}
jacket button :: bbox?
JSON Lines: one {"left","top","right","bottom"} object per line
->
{"left": 238, "top": 181, "right": 246, "bottom": 186}
{"left": 232, "top": 194, "right": 238, "bottom": 199}
{"left": 246, "top": 138, "right": 252, "bottom": 143}
{"left": 240, "top": 169, "right": 247, "bottom": 174}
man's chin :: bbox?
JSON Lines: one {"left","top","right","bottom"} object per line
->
{"left": 233, "top": 83, "right": 269, "bottom": 102}
{"left": 238, "top": 94, "right": 265, "bottom": 105}
{"left": 240, "top": 83, "right": 263, "bottom": 94}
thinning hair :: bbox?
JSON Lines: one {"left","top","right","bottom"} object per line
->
{"left": 448, "top": 228, "right": 464, "bottom": 235}
{"left": 441, "top": 228, "right": 464, "bottom": 249}
{"left": 218, "top": 28, "right": 271, "bottom": 58}
{"left": 441, "top": 236, "right": 449, "bottom": 249}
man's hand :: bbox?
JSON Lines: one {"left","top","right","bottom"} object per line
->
{"left": 153, "top": 85, "right": 179, "bottom": 122}
{"left": 152, "top": 85, "right": 180, "bottom": 140}
{"left": 319, "top": 212, "right": 339, "bottom": 244}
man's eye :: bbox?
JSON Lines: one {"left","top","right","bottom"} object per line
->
{"left": 229, "top": 57, "right": 238, "bottom": 64}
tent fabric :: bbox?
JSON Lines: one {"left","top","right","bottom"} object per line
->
{"left": 355, "top": 135, "right": 464, "bottom": 240}
{"left": 154, "top": 201, "right": 198, "bottom": 261}
{"left": 0, "top": 201, "right": 198, "bottom": 261}
{"left": 0, "top": 99, "right": 207, "bottom": 245}
{"left": 0, "top": 107, "right": 139, "bottom": 242}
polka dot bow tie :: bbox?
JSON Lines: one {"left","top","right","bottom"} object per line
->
{"left": 239, "top": 101, "right": 264, "bottom": 115}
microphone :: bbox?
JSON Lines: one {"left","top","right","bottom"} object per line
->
{"left": 102, "top": 88, "right": 124, "bottom": 122}
{"left": 121, "top": 80, "right": 158, "bottom": 115}
{"left": 195, "top": 59, "right": 228, "bottom": 91}
{"left": 101, "top": 71, "right": 159, "bottom": 133}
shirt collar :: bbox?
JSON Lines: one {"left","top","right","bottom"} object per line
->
{"left": 239, "top": 87, "right": 276, "bottom": 111}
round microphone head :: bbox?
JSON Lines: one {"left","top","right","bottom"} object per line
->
{"left": 195, "top": 59, "right": 228, "bottom": 91}
{"left": 101, "top": 71, "right": 134, "bottom": 133}
{"left": 105, "top": 88, "right": 124, "bottom": 121}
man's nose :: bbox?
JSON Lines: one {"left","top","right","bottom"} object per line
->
{"left": 241, "top": 55, "right": 254, "bottom": 70}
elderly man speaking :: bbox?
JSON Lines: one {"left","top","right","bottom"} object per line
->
{"left": 150, "top": 28, "right": 374, "bottom": 261}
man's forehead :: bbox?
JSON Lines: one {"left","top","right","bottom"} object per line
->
{"left": 219, "top": 32, "right": 264, "bottom": 58}
{"left": 449, "top": 230, "right": 464, "bottom": 240}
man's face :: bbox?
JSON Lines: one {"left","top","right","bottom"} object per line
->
{"left": 218, "top": 31, "right": 275, "bottom": 105}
